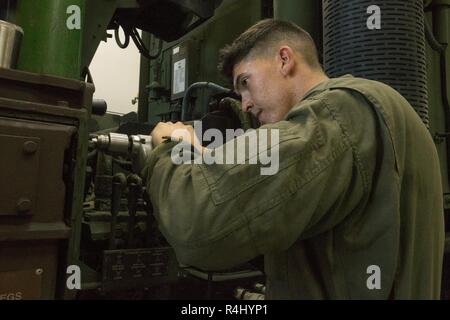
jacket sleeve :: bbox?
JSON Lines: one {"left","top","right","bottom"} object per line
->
{"left": 142, "top": 96, "right": 368, "bottom": 271}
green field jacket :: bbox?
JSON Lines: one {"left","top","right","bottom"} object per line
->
{"left": 142, "top": 75, "right": 444, "bottom": 299}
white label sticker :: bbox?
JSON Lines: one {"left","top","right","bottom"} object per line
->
{"left": 173, "top": 46, "right": 180, "bottom": 55}
{"left": 173, "top": 59, "right": 186, "bottom": 95}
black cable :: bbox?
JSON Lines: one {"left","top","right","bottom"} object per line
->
{"left": 425, "top": 18, "right": 447, "bottom": 54}
{"left": 129, "top": 27, "right": 163, "bottom": 60}
{"left": 82, "top": 66, "right": 94, "bottom": 84}
{"left": 114, "top": 22, "right": 162, "bottom": 60}
{"left": 115, "top": 25, "right": 130, "bottom": 49}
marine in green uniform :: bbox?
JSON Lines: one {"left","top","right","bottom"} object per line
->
{"left": 142, "top": 19, "right": 444, "bottom": 299}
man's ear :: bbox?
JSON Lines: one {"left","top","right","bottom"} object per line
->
{"left": 278, "top": 46, "right": 295, "bottom": 77}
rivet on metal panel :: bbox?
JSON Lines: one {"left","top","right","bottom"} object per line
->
{"left": 16, "top": 198, "right": 32, "bottom": 213}
{"left": 23, "top": 141, "right": 38, "bottom": 154}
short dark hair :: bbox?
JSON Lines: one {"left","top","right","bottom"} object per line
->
{"left": 218, "top": 19, "right": 322, "bottom": 80}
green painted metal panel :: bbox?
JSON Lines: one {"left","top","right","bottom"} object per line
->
{"left": 15, "top": 0, "right": 85, "bottom": 79}
{"left": 145, "top": 0, "right": 268, "bottom": 124}
{"left": 425, "top": 7, "right": 450, "bottom": 197}
{"left": 81, "top": 0, "right": 119, "bottom": 74}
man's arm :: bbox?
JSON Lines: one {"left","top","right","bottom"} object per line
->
{"left": 142, "top": 97, "right": 367, "bottom": 271}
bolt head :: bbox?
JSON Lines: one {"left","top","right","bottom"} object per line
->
{"left": 23, "top": 141, "right": 38, "bottom": 154}
{"left": 16, "top": 198, "right": 32, "bottom": 213}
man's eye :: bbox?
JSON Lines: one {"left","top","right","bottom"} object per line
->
{"left": 241, "top": 78, "right": 249, "bottom": 87}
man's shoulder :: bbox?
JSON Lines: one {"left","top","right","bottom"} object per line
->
{"left": 299, "top": 75, "right": 386, "bottom": 102}
{"left": 299, "top": 74, "right": 409, "bottom": 116}
{"left": 298, "top": 79, "right": 369, "bottom": 109}
{"left": 288, "top": 80, "right": 377, "bottom": 134}
{"left": 329, "top": 75, "right": 405, "bottom": 100}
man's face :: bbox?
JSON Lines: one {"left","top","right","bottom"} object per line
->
{"left": 233, "top": 54, "right": 293, "bottom": 124}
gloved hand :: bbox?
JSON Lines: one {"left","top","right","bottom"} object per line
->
{"left": 150, "top": 121, "right": 202, "bottom": 148}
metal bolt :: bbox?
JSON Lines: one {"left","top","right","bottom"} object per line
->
{"left": 23, "top": 141, "right": 38, "bottom": 154}
{"left": 35, "top": 268, "right": 43, "bottom": 276}
{"left": 16, "top": 198, "right": 32, "bottom": 213}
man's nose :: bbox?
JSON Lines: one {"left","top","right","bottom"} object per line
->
{"left": 241, "top": 96, "right": 253, "bottom": 113}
